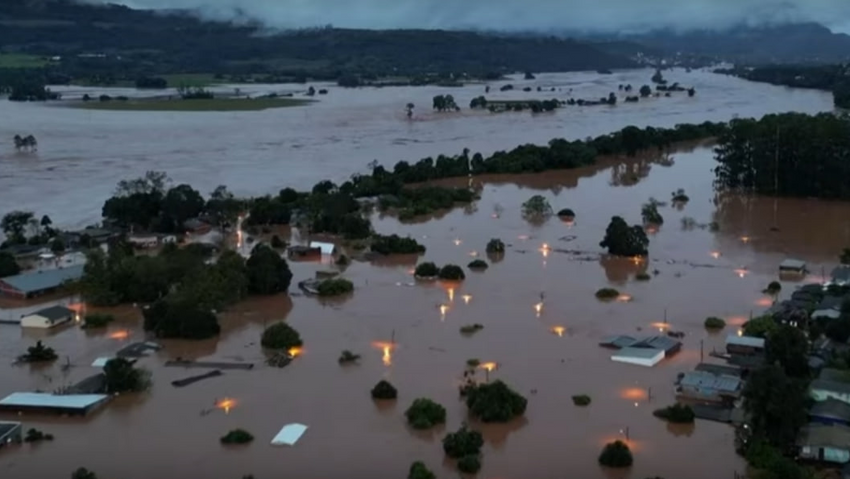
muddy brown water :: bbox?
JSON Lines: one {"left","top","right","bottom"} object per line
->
{"left": 0, "top": 69, "right": 847, "bottom": 479}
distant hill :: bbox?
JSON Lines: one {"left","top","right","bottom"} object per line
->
{"left": 0, "top": 0, "right": 636, "bottom": 79}
{"left": 614, "top": 23, "right": 850, "bottom": 65}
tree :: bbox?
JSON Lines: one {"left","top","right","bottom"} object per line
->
{"left": 1, "top": 211, "right": 33, "bottom": 242}
{"left": 743, "top": 315, "right": 778, "bottom": 338}
{"left": 0, "top": 251, "right": 20, "bottom": 277}
{"left": 743, "top": 364, "right": 807, "bottom": 447}
{"left": 71, "top": 468, "right": 98, "bottom": 479}
{"left": 18, "top": 340, "right": 58, "bottom": 362}
{"left": 115, "top": 171, "right": 169, "bottom": 196}
{"left": 486, "top": 239, "right": 505, "bottom": 254}
{"left": 652, "top": 403, "right": 695, "bottom": 423}
{"left": 40, "top": 215, "right": 52, "bottom": 228}
{"left": 765, "top": 324, "right": 809, "bottom": 378}
{"left": 103, "top": 357, "right": 149, "bottom": 393}
{"left": 840, "top": 248, "right": 850, "bottom": 265}
{"left": 405, "top": 398, "right": 446, "bottom": 429}
{"left": 162, "top": 184, "right": 205, "bottom": 230}
{"left": 316, "top": 278, "right": 354, "bottom": 296}
{"left": 405, "top": 102, "right": 414, "bottom": 119}
{"left": 639, "top": 85, "right": 652, "bottom": 97}
{"left": 261, "top": 322, "right": 303, "bottom": 350}
{"left": 599, "top": 440, "right": 633, "bottom": 467}
{"left": 370, "top": 234, "right": 426, "bottom": 255}
{"left": 142, "top": 297, "right": 220, "bottom": 340}
{"left": 442, "top": 425, "right": 483, "bottom": 458}
{"left": 457, "top": 455, "right": 482, "bottom": 474}
{"left": 521, "top": 195, "right": 553, "bottom": 220}
{"left": 206, "top": 185, "right": 244, "bottom": 226}
{"left": 414, "top": 262, "right": 439, "bottom": 278}
{"left": 641, "top": 200, "right": 664, "bottom": 224}
{"left": 220, "top": 429, "right": 254, "bottom": 444}
{"left": 600, "top": 216, "right": 649, "bottom": 256}
{"left": 408, "top": 461, "right": 435, "bottom": 479}
{"left": 371, "top": 380, "right": 398, "bottom": 399}
{"left": 246, "top": 244, "right": 293, "bottom": 295}
{"left": 438, "top": 264, "right": 465, "bottom": 281}
{"left": 50, "top": 238, "right": 65, "bottom": 255}
{"left": 465, "top": 380, "right": 528, "bottom": 422}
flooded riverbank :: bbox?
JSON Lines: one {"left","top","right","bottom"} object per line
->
{"left": 3, "top": 139, "right": 850, "bottom": 477}
{"left": 0, "top": 68, "right": 834, "bottom": 229}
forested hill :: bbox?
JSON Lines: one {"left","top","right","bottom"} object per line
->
{"left": 0, "top": 0, "right": 635, "bottom": 78}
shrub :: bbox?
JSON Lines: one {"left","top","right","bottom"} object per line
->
{"left": 486, "top": 238, "right": 505, "bottom": 254}
{"left": 598, "top": 440, "right": 633, "bottom": 467}
{"left": 24, "top": 428, "right": 54, "bottom": 442}
{"left": 370, "top": 234, "right": 426, "bottom": 255}
{"left": 71, "top": 468, "right": 98, "bottom": 479}
{"left": 405, "top": 398, "right": 446, "bottom": 429}
{"left": 408, "top": 461, "right": 436, "bottom": 479}
{"left": 82, "top": 313, "right": 114, "bottom": 329}
{"left": 457, "top": 455, "right": 482, "bottom": 474}
{"left": 220, "top": 429, "right": 254, "bottom": 445}
{"left": 438, "top": 264, "right": 465, "bottom": 281}
{"left": 371, "top": 380, "right": 398, "bottom": 399}
{"left": 704, "top": 317, "right": 726, "bottom": 329}
{"left": 338, "top": 350, "right": 360, "bottom": 364}
{"left": 465, "top": 380, "right": 527, "bottom": 422}
{"left": 557, "top": 208, "right": 576, "bottom": 218}
{"left": 595, "top": 288, "right": 620, "bottom": 300}
{"left": 317, "top": 278, "right": 354, "bottom": 296}
{"left": 764, "top": 281, "right": 782, "bottom": 295}
{"left": 641, "top": 201, "right": 664, "bottom": 225}
{"left": 522, "top": 195, "right": 553, "bottom": 219}
{"left": 671, "top": 188, "right": 689, "bottom": 202}
{"left": 468, "top": 259, "right": 489, "bottom": 270}
{"left": 261, "top": 322, "right": 303, "bottom": 350}
{"left": 600, "top": 216, "right": 649, "bottom": 256}
{"left": 442, "top": 425, "right": 484, "bottom": 458}
{"left": 572, "top": 394, "right": 591, "bottom": 406}
{"left": 652, "top": 403, "right": 695, "bottom": 423}
{"left": 635, "top": 272, "right": 651, "bottom": 281}
{"left": 460, "top": 324, "right": 484, "bottom": 335}
{"left": 414, "top": 262, "right": 439, "bottom": 278}
{"left": 466, "top": 358, "right": 481, "bottom": 367}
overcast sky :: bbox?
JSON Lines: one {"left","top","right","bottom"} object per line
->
{"left": 86, "top": 0, "right": 850, "bottom": 33}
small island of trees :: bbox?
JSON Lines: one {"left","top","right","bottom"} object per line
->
{"left": 261, "top": 322, "right": 303, "bottom": 350}
{"left": 18, "top": 341, "right": 58, "bottom": 363}
{"left": 405, "top": 398, "right": 447, "bottom": 429}
{"left": 464, "top": 380, "right": 527, "bottom": 422}
{"left": 599, "top": 440, "right": 633, "bottom": 467}
{"left": 600, "top": 216, "right": 649, "bottom": 257}
{"left": 316, "top": 278, "right": 354, "bottom": 297}
{"left": 414, "top": 262, "right": 440, "bottom": 279}
{"left": 371, "top": 380, "right": 398, "bottom": 400}
{"left": 370, "top": 234, "right": 426, "bottom": 255}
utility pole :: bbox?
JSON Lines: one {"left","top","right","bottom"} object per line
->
{"left": 700, "top": 340, "right": 704, "bottom": 363}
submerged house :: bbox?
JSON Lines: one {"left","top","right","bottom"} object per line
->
{"left": 676, "top": 371, "right": 743, "bottom": 404}
{"left": 779, "top": 258, "right": 807, "bottom": 275}
{"left": 726, "top": 335, "right": 765, "bottom": 356}
{"left": 812, "top": 369, "right": 850, "bottom": 405}
{"left": 606, "top": 335, "right": 682, "bottom": 367}
{"left": 810, "top": 399, "right": 850, "bottom": 427}
{"left": 0, "top": 421, "right": 22, "bottom": 447}
{"left": 0, "top": 392, "right": 109, "bottom": 416}
{"left": 832, "top": 266, "right": 850, "bottom": 287}
{"left": 813, "top": 296, "right": 846, "bottom": 321}
{"left": 20, "top": 305, "right": 75, "bottom": 329}
{"left": 798, "top": 423, "right": 850, "bottom": 464}
{"left": 0, "top": 265, "right": 84, "bottom": 299}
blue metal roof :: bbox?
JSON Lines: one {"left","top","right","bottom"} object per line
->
{"left": 679, "top": 371, "right": 742, "bottom": 393}
{"left": 0, "top": 392, "right": 108, "bottom": 409}
{"left": 0, "top": 265, "right": 84, "bottom": 293}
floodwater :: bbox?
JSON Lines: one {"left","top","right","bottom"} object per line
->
{"left": 0, "top": 68, "right": 835, "bottom": 228}
{"left": 0, "top": 69, "right": 847, "bottom": 479}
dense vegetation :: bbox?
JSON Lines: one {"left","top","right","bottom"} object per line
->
{"left": 370, "top": 234, "right": 426, "bottom": 255}
{"left": 714, "top": 113, "right": 850, "bottom": 199}
{"left": 220, "top": 429, "right": 254, "bottom": 445}
{"left": 0, "top": 251, "right": 21, "bottom": 277}
{"left": 572, "top": 394, "right": 592, "bottom": 406}
{"left": 464, "top": 380, "right": 528, "bottom": 422}
{"left": 718, "top": 64, "right": 850, "bottom": 109}
{"left": 467, "top": 259, "right": 489, "bottom": 270}
{"left": 103, "top": 358, "right": 149, "bottom": 393}
{"left": 71, "top": 468, "right": 98, "bottom": 479}
{"left": 407, "top": 462, "right": 435, "bottom": 479}
{"left": 18, "top": 341, "right": 57, "bottom": 363}
{"left": 652, "top": 403, "right": 695, "bottom": 423}
{"left": 261, "top": 322, "right": 303, "bottom": 350}
{"left": 595, "top": 288, "right": 620, "bottom": 300}
{"left": 405, "top": 398, "right": 447, "bottom": 429}
{"left": 704, "top": 317, "right": 726, "bottom": 329}
{"left": 438, "top": 265, "right": 466, "bottom": 281}
{"left": 442, "top": 426, "right": 484, "bottom": 458}
{"left": 414, "top": 262, "right": 440, "bottom": 278}
{"left": 316, "top": 278, "right": 354, "bottom": 297}
{"left": 82, "top": 313, "right": 114, "bottom": 329}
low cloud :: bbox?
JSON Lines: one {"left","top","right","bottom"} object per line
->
{"left": 84, "top": 0, "right": 850, "bottom": 33}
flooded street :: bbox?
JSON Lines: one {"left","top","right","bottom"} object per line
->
{"left": 0, "top": 69, "right": 847, "bottom": 479}
{"left": 0, "top": 68, "right": 835, "bottom": 229}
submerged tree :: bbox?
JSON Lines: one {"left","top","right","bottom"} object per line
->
{"left": 521, "top": 195, "right": 553, "bottom": 221}
{"left": 103, "top": 357, "right": 149, "bottom": 393}
{"left": 600, "top": 216, "right": 649, "bottom": 257}
{"left": 246, "top": 244, "right": 293, "bottom": 295}
{"left": 743, "top": 364, "right": 807, "bottom": 447}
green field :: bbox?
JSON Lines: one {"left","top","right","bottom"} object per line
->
{"left": 0, "top": 53, "right": 49, "bottom": 68}
{"left": 73, "top": 97, "right": 313, "bottom": 112}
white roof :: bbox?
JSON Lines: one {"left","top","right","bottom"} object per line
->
{"left": 271, "top": 423, "right": 308, "bottom": 446}
{"left": 779, "top": 259, "right": 806, "bottom": 269}
{"left": 611, "top": 347, "right": 664, "bottom": 367}
{"left": 91, "top": 357, "right": 113, "bottom": 367}
{"left": 309, "top": 242, "right": 336, "bottom": 255}
{"left": 727, "top": 335, "right": 765, "bottom": 348}
{"left": 0, "top": 392, "right": 108, "bottom": 409}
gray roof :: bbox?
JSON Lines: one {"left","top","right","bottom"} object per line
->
{"left": 811, "top": 399, "right": 850, "bottom": 422}
{"left": 0, "top": 265, "right": 84, "bottom": 294}
{"left": 0, "top": 392, "right": 108, "bottom": 410}
{"left": 727, "top": 335, "right": 766, "bottom": 349}
{"left": 695, "top": 363, "right": 744, "bottom": 377}
{"left": 832, "top": 267, "right": 850, "bottom": 282}
{"left": 679, "top": 371, "right": 742, "bottom": 393}
{"left": 819, "top": 296, "right": 845, "bottom": 311}
{"left": 613, "top": 347, "right": 663, "bottom": 359}
{"left": 29, "top": 305, "right": 74, "bottom": 322}
{"left": 780, "top": 259, "right": 807, "bottom": 270}
{"left": 812, "top": 379, "right": 850, "bottom": 395}
{"left": 798, "top": 423, "right": 850, "bottom": 449}
{"left": 633, "top": 335, "right": 681, "bottom": 352}
{"left": 599, "top": 335, "right": 638, "bottom": 349}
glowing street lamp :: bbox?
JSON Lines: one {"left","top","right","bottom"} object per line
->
{"left": 552, "top": 326, "right": 565, "bottom": 337}
{"left": 216, "top": 398, "right": 236, "bottom": 414}
{"left": 534, "top": 302, "right": 543, "bottom": 317}
{"left": 462, "top": 294, "right": 472, "bottom": 305}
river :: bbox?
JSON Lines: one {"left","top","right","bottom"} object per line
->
{"left": 0, "top": 68, "right": 845, "bottom": 479}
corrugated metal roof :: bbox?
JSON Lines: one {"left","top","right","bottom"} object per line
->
{"left": 679, "top": 371, "right": 742, "bottom": 392}
{"left": 811, "top": 399, "right": 850, "bottom": 422}
{"left": 599, "top": 335, "right": 638, "bottom": 349}
{"left": 780, "top": 259, "right": 806, "bottom": 270}
{"left": 26, "top": 305, "right": 74, "bottom": 322}
{"left": 612, "top": 347, "right": 664, "bottom": 359}
{"left": 812, "top": 379, "right": 850, "bottom": 395}
{"left": 271, "top": 423, "right": 308, "bottom": 446}
{"left": 798, "top": 423, "right": 850, "bottom": 448}
{"left": 0, "top": 392, "right": 108, "bottom": 409}
{"left": 727, "top": 335, "right": 765, "bottom": 348}
{"left": 309, "top": 242, "right": 336, "bottom": 255}
{"left": 0, "top": 265, "right": 84, "bottom": 294}
{"left": 634, "top": 335, "right": 681, "bottom": 352}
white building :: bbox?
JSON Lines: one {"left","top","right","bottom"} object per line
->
{"left": 20, "top": 305, "right": 74, "bottom": 329}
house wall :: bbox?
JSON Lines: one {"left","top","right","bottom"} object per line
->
{"left": 812, "top": 389, "right": 850, "bottom": 405}
{"left": 678, "top": 386, "right": 723, "bottom": 403}
{"left": 20, "top": 314, "right": 70, "bottom": 329}
{"left": 800, "top": 445, "right": 850, "bottom": 464}
{"left": 0, "top": 280, "right": 25, "bottom": 299}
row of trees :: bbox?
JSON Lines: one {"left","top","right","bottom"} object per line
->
{"left": 714, "top": 113, "right": 850, "bottom": 199}
{"left": 720, "top": 64, "right": 850, "bottom": 109}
